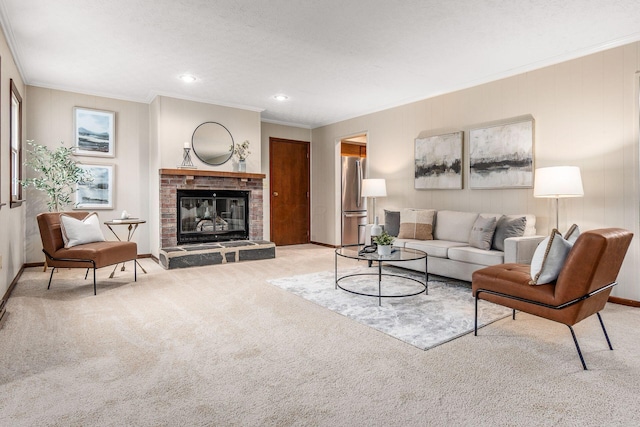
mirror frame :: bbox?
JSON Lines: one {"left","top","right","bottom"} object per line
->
{"left": 191, "top": 121, "right": 234, "bottom": 166}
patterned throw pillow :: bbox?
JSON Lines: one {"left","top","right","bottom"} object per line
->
{"left": 564, "top": 223, "right": 580, "bottom": 244}
{"left": 397, "top": 208, "right": 435, "bottom": 240}
{"left": 60, "top": 212, "right": 106, "bottom": 248}
{"left": 468, "top": 216, "right": 498, "bottom": 250}
{"left": 529, "top": 229, "right": 573, "bottom": 285}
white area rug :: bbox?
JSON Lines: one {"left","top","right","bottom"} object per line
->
{"left": 268, "top": 266, "right": 512, "bottom": 350}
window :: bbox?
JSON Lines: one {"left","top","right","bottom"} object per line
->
{"left": 10, "top": 79, "right": 23, "bottom": 207}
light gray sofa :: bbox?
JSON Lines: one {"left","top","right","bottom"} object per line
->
{"left": 365, "top": 209, "right": 544, "bottom": 282}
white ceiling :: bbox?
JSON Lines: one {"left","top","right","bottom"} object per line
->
{"left": 2, "top": 0, "right": 640, "bottom": 129}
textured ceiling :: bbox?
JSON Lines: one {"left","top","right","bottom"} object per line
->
{"left": 2, "top": 0, "right": 640, "bottom": 128}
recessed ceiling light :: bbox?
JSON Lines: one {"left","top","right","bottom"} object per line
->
{"left": 179, "top": 74, "right": 197, "bottom": 83}
{"left": 273, "top": 94, "right": 289, "bottom": 101}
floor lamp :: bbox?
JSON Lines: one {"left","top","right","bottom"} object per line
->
{"left": 361, "top": 178, "right": 387, "bottom": 237}
{"left": 534, "top": 166, "right": 584, "bottom": 230}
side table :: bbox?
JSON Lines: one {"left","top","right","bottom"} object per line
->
{"left": 104, "top": 219, "right": 147, "bottom": 277}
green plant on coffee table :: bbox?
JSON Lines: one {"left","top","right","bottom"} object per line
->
{"left": 21, "top": 141, "right": 94, "bottom": 212}
{"left": 373, "top": 230, "right": 395, "bottom": 246}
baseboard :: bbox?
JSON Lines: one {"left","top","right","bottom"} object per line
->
{"left": 608, "top": 296, "right": 640, "bottom": 307}
{"left": 1, "top": 264, "right": 27, "bottom": 314}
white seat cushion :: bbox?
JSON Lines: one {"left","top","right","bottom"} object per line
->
{"left": 405, "top": 240, "right": 468, "bottom": 258}
{"left": 448, "top": 246, "right": 504, "bottom": 266}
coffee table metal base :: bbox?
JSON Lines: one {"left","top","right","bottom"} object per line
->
{"left": 335, "top": 248, "right": 428, "bottom": 306}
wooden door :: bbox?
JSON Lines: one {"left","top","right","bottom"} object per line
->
{"left": 270, "top": 138, "right": 310, "bottom": 246}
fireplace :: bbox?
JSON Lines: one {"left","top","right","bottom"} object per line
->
{"left": 177, "top": 189, "right": 249, "bottom": 244}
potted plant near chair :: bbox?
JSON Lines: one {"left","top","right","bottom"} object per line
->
{"left": 21, "top": 141, "right": 93, "bottom": 212}
{"left": 373, "top": 230, "right": 395, "bottom": 256}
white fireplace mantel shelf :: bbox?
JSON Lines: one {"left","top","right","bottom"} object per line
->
{"left": 160, "top": 168, "right": 265, "bottom": 180}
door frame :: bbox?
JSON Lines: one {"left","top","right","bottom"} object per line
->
{"left": 336, "top": 131, "right": 368, "bottom": 245}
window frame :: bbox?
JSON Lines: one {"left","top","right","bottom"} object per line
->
{"left": 9, "top": 78, "right": 23, "bottom": 208}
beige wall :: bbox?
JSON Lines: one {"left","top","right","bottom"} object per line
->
{"left": 23, "top": 87, "right": 150, "bottom": 263}
{"left": 312, "top": 43, "right": 640, "bottom": 301}
{"left": 0, "top": 27, "right": 26, "bottom": 297}
{"left": 260, "top": 122, "right": 312, "bottom": 241}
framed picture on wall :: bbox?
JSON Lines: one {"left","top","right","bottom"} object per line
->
{"left": 469, "top": 117, "right": 534, "bottom": 189}
{"left": 73, "top": 107, "right": 115, "bottom": 157}
{"left": 414, "top": 131, "right": 463, "bottom": 189}
{"left": 75, "top": 164, "right": 114, "bottom": 209}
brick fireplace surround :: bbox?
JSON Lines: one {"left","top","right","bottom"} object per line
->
{"left": 159, "top": 169, "right": 266, "bottom": 248}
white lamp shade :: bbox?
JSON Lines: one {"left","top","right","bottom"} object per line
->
{"left": 361, "top": 179, "right": 387, "bottom": 198}
{"left": 534, "top": 166, "right": 584, "bottom": 198}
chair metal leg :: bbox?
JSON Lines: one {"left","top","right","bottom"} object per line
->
{"left": 85, "top": 268, "right": 90, "bottom": 280}
{"left": 93, "top": 268, "right": 97, "bottom": 295}
{"left": 568, "top": 325, "right": 588, "bottom": 370}
{"left": 597, "top": 312, "right": 614, "bottom": 350}
{"left": 474, "top": 295, "right": 479, "bottom": 336}
{"left": 134, "top": 259, "right": 137, "bottom": 282}
{"left": 47, "top": 267, "right": 56, "bottom": 290}
{"left": 513, "top": 309, "right": 516, "bottom": 320}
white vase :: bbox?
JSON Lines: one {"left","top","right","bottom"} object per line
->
{"left": 377, "top": 245, "right": 392, "bottom": 256}
{"left": 238, "top": 159, "right": 246, "bottom": 172}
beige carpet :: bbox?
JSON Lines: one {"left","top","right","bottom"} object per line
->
{"left": 1, "top": 244, "right": 640, "bottom": 426}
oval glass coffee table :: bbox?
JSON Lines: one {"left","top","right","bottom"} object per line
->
{"left": 335, "top": 246, "right": 428, "bottom": 306}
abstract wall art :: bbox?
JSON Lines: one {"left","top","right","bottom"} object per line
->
{"left": 415, "top": 131, "right": 463, "bottom": 190}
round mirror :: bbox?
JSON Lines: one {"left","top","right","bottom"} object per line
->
{"left": 191, "top": 122, "right": 234, "bottom": 165}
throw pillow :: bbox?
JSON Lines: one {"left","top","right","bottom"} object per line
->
{"left": 60, "top": 212, "right": 106, "bottom": 248}
{"left": 384, "top": 209, "right": 401, "bottom": 237}
{"left": 468, "top": 216, "right": 498, "bottom": 251}
{"left": 397, "top": 208, "right": 435, "bottom": 240}
{"left": 564, "top": 223, "right": 581, "bottom": 244}
{"left": 529, "top": 230, "right": 573, "bottom": 285}
{"left": 492, "top": 215, "right": 527, "bottom": 251}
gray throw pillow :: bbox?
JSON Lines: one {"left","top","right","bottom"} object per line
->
{"left": 468, "top": 216, "right": 497, "bottom": 250}
{"left": 492, "top": 216, "right": 527, "bottom": 251}
{"left": 384, "top": 209, "right": 400, "bottom": 237}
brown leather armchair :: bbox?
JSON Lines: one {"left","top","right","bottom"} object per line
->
{"left": 37, "top": 212, "right": 138, "bottom": 295}
{"left": 472, "top": 228, "right": 633, "bottom": 370}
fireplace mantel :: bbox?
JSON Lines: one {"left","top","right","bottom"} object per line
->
{"left": 160, "top": 168, "right": 265, "bottom": 180}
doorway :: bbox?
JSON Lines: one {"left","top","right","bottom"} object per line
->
{"left": 269, "top": 137, "right": 310, "bottom": 246}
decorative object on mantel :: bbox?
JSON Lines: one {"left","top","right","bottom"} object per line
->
{"left": 469, "top": 116, "right": 534, "bottom": 189}
{"left": 534, "top": 166, "right": 584, "bottom": 230}
{"left": 361, "top": 178, "right": 387, "bottom": 238}
{"left": 21, "top": 141, "right": 94, "bottom": 212}
{"left": 232, "top": 140, "right": 251, "bottom": 172}
{"left": 178, "top": 141, "right": 196, "bottom": 169}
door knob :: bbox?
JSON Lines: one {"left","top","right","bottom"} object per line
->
{"left": 273, "top": 192, "right": 279, "bottom": 196}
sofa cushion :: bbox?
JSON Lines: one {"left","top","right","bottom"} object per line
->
{"left": 433, "top": 210, "right": 479, "bottom": 243}
{"left": 60, "top": 212, "right": 106, "bottom": 248}
{"left": 405, "top": 240, "right": 468, "bottom": 259}
{"left": 529, "top": 230, "right": 573, "bottom": 285}
{"left": 448, "top": 246, "right": 505, "bottom": 266}
{"left": 564, "top": 223, "right": 580, "bottom": 244}
{"left": 384, "top": 209, "right": 401, "bottom": 237}
{"left": 492, "top": 215, "right": 527, "bottom": 251}
{"left": 397, "top": 208, "right": 435, "bottom": 240}
{"left": 468, "top": 216, "right": 497, "bottom": 250}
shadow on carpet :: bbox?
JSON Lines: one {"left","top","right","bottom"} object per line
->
{"left": 268, "top": 265, "right": 512, "bottom": 350}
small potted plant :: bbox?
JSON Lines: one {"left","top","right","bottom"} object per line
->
{"left": 373, "top": 230, "right": 395, "bottom": 256}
